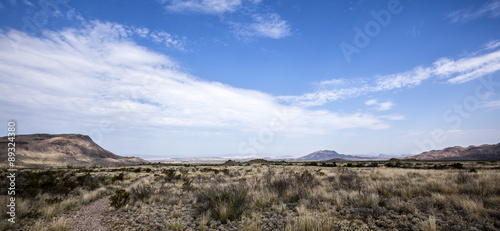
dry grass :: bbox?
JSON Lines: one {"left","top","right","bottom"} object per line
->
{"left": 3, "top": 161, "right": 500, "bottom": 230}
{"left": 99, "top": 163, "right": 500, "bottom": 230}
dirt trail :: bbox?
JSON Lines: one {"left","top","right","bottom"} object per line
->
{"left": 69, "top": 175, "right": 149, "bottom": 231}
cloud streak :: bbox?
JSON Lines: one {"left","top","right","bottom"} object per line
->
{"left": 365, "top": 99, "right": 395, "bottom": 111}
{"left": 0, "top": 21, "right": 394, "bottom": 142}
{"left": 236, "top": 13, "right": 291, "bottom": 39}
{"left": 160, "top": 0, "right": 291, "bottom": 40}
{"left": 447, "top": 0, "right": 500, "bottom": 23}
{"left": 280, "top": 46, "right": 500, "bottom": 107}
{"left": 162, "top": 0, "right": 242, "bottom": 14}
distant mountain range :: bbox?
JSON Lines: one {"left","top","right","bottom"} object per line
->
{"left": 291, "top": 150, "right": 367, "bottom": 161}
{"left": 404, "top": 143, "right": 500, "bottom": 161}
{"left": 3, "top": 133, "right": 498, "bottom": 166}
{"left": 0, "top": 134, "right": 147, "bottom": 167}
{"left": 151, "top": 150, "right": 414, "bottom": 163}
{"left": 294, "top": 144, "right": 500, "bottom": 162}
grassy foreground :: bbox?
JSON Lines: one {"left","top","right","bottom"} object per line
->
{"left": 1, "top": 161, "right": 500, "bottom": 230}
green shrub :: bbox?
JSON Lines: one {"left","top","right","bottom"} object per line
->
{"left": 195, "top": 183, "right": 248, "bottom": 224}
{"left": 305, "top": 162, "right": 318, "bottom": 166}
{"left": 163, "top": 169, "right": 178, "bottom": 182}
{"left": 110, "top": 189, "right": 130, "bottom": 208}
{"left": 338, "top": 169, "right": 362, "bottom": 191}
{"left": 200, "top": 168, "right": 220, "bottom": 174}
{"left": 112, "top": 173, "right": 124, "bottom": 181}
{"left": 76, "top": 173, "right": 99, "bottom": 190}
{"left": 450, "top": 163, "right": 464, "bottom": 169}
{"left": 131, "top": 185, "right": 152, "bottom": 201}
{"left": 45, "top": 197, "right": 63, "bottom": 205}
{"left": 182, "top": 180, "right": 194, "bottom": 192}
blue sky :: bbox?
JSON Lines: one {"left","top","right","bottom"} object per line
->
{"left": 1, "top": 0, "right": 500, "bottom": 158}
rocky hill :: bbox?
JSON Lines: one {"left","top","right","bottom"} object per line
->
{"left": 294, "top": 150, "right": 365, "bottom": 161}
{"left": 405, "top": 143, "right": 500, "bottom": 161}
{"left": 0, "top": 134, "right": 148, "bottom": 167}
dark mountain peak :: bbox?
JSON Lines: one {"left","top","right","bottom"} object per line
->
{"left": 295, "top": 150, "right": 352, "bottom": 161}
{"left": 0, "top": 133, "right": 147, "bottom": 167}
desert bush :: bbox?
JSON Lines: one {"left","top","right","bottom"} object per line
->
{"left": 76, "top": 173, "right": 99, "bottom": 190}
{"left": 456, "top": 171, "right": 475, "bottom": 184}
{"left": 385, "top": 161, "right": 402, "bottom": 168}
{"left": 110, "top": 189, "right": 130, "bottom": 208}
{"left": 253, "top": 189, "right": 278, "bottom": 208}
{"left": 163, "top": 169, "right": 179, "bottom": 182}
{"left": 49, "top": 217, "right": 71, "bottom": 231}
{"left": 195, "top": 183, "right": 248, "bottom": 224}
{"left": 45, "top": 197, "right": 63, "bottom": 205}
{"left": 111, "top": 172, "right": 124, "bottom": 181}
{"left": 338, "top": 169, "right": 362, "bottom": 191}
{"left": 222, "top": 168, "right": 231, "bottom": 176}
{"left": 419, "top": 216, "right": 437, "bottom": 231}
{"left": 269, "top": 176, "right": 293, "bottom": 197}
{"left": 284, "top": 207, "right": 335, "bottom": 231}
{"left": 182, "top": 179, "right": 194, "bottom": 192}
{"left": 81, "top": 187, "right": 107, "bottom": 205}
{"left": 200, "top": 168, "right": 220, "bottom": 174}
{"left": 450, "top": 163, "right": 464, "bottom": 169}
{"left": 131, "top": 185, "right": 152, "bottom": 201}
{"left": 295, "top": 170, "right": 319, "bottom": 188}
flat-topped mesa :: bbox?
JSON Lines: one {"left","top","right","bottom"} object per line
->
{"left": 0, "top": 133, "right": 148, "bottom": 167}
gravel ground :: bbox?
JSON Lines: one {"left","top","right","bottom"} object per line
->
{"left": 69, "top": 176, "right": 149, "bottom": 231}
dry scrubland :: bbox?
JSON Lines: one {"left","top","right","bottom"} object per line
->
{"left": 1, "top": 161, "right": 500, "bottom": 230}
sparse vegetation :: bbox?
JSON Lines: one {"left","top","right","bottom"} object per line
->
{"left": 2, "top": 161, "right": 500, "bottom": 230}
{"left": 110, "top": 189, "right": 130, "bottom": 208}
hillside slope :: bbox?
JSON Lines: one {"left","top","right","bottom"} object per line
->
{"left": 294, "top": 150, "right": 365, "bottom": 161}
{"left": 0, "top": 134, "right": 147, "bottom": 167}
{"left": 405, "top": 143, "right": 500, "bottom": 161}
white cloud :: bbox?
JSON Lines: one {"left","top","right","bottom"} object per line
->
{"left": 160, "top": 0, "right": 291, "bottom": 40}
{"left": 0, "top": 21, "right": 395, "bottom": 146}
{"left": 162, "top": 0, "right": 242, "bottom": 14}
{"left": 280, "top": 43, "right": 500, "bottom": 106}
{"left": 135, "top": 27, "right": 149, "bottom": 38}
{"left": 22, "top": 0, "right": 34, "bottom": 6}
{"left": 365, "top": 99, "right": 395, "bottom": 111}
{"left": 481, "top": 100, "right": 500, "bottom": 108}
{"left": 316, "top": 79, "right": 345, "bottom": 86}
{"left": 365, "top": 99, "right": 377, "bottom": 106}
{"left": 485, "top": 40, "right": 500, "bottom": 50}
{"left": 148, "top": 31, "right": 186, "bottom": 50}
{"left": 447, "top": 0, "right": 500, "bottom": 23}
{"left": 239, "top": 13, "right": 291, "bottom": 39}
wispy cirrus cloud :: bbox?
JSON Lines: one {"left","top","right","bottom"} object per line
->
{"left": 235, "top": 13, "right": 291, "bottom": 39}
{"left": 280, "top": 45, "right": 500, "bottom": 107}
{"left": 481, "top": 100, "right": 500, "bottom": 109}
{"left": 0, "top": 20, "right": 395, "bottom": 146}
{"left": 161, "top": 0, "right": 242, "bottom": 14}
{"left": 64, "top": 10, "right": 187, "bottom": 51}
{"left": 160, "top": 0, "right": 291, "bottom": 40}
{"left": 365, "top": 99, "right": 395, "bottom": 111}
{"left": 447, "top": 0, "right": 500, "bottom": 23}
